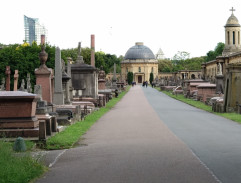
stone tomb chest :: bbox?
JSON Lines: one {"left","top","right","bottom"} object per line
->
{"left": 0, "top": 91, "right": 39, "bottom": 137}
{"left": 71, "top": 62, "right": 98, "bottom": 99}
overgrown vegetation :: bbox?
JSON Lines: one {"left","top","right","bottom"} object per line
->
{"left": 0, "top": 42, "right": 123, "bottom": 90}
{"left": 127, "top": 72, "right": 133, "bottom": 85}
{"left": 159, "top": 89, "right": 241, "bottom": 123}
{"left": 45, "top": 86, "right": 130, "bottom": 150}
{"left": 0, "top": 140, "right": 46, "bottom": 183}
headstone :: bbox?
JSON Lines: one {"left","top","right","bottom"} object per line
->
{"left": 0, "top": 91, "right": 39, "bottom": 138}
{"left": 61, "top": 59, "right": 71, "bottom": 104}
{"left": 53, "top": 47, "right": 64, "bottom": 105}
{"left": 0, "top": 78, "right": 5, "bottom": 91}
{"left": 18, "top": 79, "right": 26, "bottom": 91}
{"left": 35, "top": 37, "right": 53, "bottom": 104}
{"left": 98, "top": 66, "right": 106, "bottom": 90}
{"left": 26, "top": 73, "right": 32, "bottom": 93}
{"left": 5, "top": 66, "right": 10, "bottom": 91}
{"left": 14, "top": 70, "right": 19, "bottom": 91}
{"left": 67, "top": 57, "right": 73, "bottom": 101}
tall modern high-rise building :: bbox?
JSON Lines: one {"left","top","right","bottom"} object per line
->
{"left": 24, "top": 15, "right": 48, "bottom": 45}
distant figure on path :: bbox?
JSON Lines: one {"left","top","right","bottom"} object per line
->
{"left": 145, "top": 81, "right": 148, "bottom": 88}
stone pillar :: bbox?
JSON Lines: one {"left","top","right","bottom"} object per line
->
{"left": 91, "top": 34, "right": 95, "bottom": 67}
{"left": 67, "top": 57, "right": 73, "bottom": 101}
{"left": 53, "top": 47, "right": 64, "bottom": 105}
{"left": 14, "top": 70, "right": 19, "bottom": 91}
{"left": 5, "top": 66, "right": 11, "bottom": 91}
{"left": 35, "top": 36, "right": 53, "bottom": 103}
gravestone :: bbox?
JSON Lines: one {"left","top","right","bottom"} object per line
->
{"left": 71, "top": 42, "right": 98, "bottom": 100}
{"left": 53, "top": 47, "right": 64, "bottom": 105}
{"left": 0, "top": 78, "right": 5, "bottom": 91}
{"left": 14, "top": 70, "right": 19, "bottom": 91}
{"left": 0, "top": 91, "right": 39, "bottom": 138}
{"left": 35, "top": 36, "right": 53, "bottom": 104}
{"left": 61, "top": 59, "right": 71, "bottom": 104}
{"left": 18, "top": 79, "right": 26, "bottom": 92}
{"left": 26, "top": 73, "right": 32, "bottom": 93}
{"left": 67, "top": 57, "right": 73, "bottom": 101}
{"left": 5, "top": 66, "right": 10, "bottom": 91}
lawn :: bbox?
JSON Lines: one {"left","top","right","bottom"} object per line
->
{"left": 158, "top": 88, "right": 241, "bottom": 124}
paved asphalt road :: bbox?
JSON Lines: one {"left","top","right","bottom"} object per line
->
{"left": 36, "top": 85, "right": 241, "bottom": 183}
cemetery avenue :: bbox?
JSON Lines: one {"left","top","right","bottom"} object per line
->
{"left": 35, "top": 85, "right": 231, "bottom": 183}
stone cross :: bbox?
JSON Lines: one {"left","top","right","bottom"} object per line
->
{"left": 14, "top": 70, "right": 19, "bottom": 91}
{"left": 5, "top": 66, "right": 11, "bottom": 91}
{"left": 53, "top": 47, "right": 64, "bottom": 105}
{"left": 230, "top": 7, "right": 235, "bottom": 14}
{"left": 26, "top": 73, "right": 32, "bottom": 93}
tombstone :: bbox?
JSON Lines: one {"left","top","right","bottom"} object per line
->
{"left": 0, "top": 91, "right": 40, "bottom": 138}
{"left": 5, "top": 66, "right": 10, "bottom": 91}
{"left": 66, "top": 57, "right": 73, "bottom": 101}
{"left": 71, "top": 42, "right": 98, "bottom": 102}
{"left": 61, "top": 59, "right": 71, "bottom": 104}
{"left": 98, "top": 66, "right": 106, "bottom": 90}
{"left": 26, "top": 73, "right": 32, "bottom": 93}
{"left": 18, "top": 79, "right": 26, "bottom": 92}
{"left": 0, "top": 78, "right": 5, "bottom": 91}
{"left": 53, "top": 47, "right": 64, "bottom": 105}
{"left": 35, "top": 36, "right": 53, "bottom": 104}
{"left": 14, "top": 70, "right": 19, "bottom": 91}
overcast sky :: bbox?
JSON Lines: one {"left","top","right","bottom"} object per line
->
{"left": 1, "top": 0, "right": 241, "bottom": 59}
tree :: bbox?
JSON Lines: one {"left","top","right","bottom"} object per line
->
{"left": 149, "top": 72, "right": 154, "bottom": 84}
{"left": 206, "top": 42, "right": 224, "bottom": 62}
{"left": 158, "top": 59, "right": 173, "bottom": 72}
{"left": 127, "top": 72, "right": 133, "bottom": 85}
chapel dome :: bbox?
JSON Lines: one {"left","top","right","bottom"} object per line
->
{"left": 225, "top": 13, "right": 240, "bottom": 27}
{"left": 124, "top": 42, "right": 156, "bottom": 60}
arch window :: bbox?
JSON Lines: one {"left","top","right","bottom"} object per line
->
{"left": 233, "top": 31, "right": 235, "bottom": 45}
{"left": 239, "top": 31, "right": 240, "bottom": 45}
{"left": 139, "top": 67, "right": 141, "bottom": 72}
{"left": 228, "top": 31, "right": 230, "bottom": 45}
{"left": 126, "top": 67, "right": 128, "bottom": 73}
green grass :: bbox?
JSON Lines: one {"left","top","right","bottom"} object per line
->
{"left": 45, "top": 86, "right": 130, "bottom": 150}
{"left": 157, "top": 88, "right": 241, "bottom": 124}
{"left": 0, "top": 140, "right": 46, "bottom": 183}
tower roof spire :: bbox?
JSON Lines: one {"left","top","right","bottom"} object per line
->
{"left": 230, "top": 7, "right": 235, "bottom": 15}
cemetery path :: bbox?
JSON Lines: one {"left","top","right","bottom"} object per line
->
{"left": 144, "top": 86, "right": 241, "bottom": 183}
{"left": 36, "top": 86, "right": 218, "bottom": 183}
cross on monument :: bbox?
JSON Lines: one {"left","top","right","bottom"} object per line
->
{"left": 230, "top": 7, "right": 235, "bottom": 14}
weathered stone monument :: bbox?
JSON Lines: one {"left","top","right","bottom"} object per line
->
{"left": 216, "top": 60, "right": 224, "bottom": 94}
{"left": 5, "top": 66, "right": 10, "bottom": 91}
{"left": 0, "top": 78, "right": 5, "bottom": 91}
{"left": 14, "top": 70, "right": 19, "bottom": 91}
{"left": 91, "top": 34, "right": 95, "bottom": 67}
{"left": 71, "top": 42, "right": 98, "bottom": 105}
{"left": 26, "top": 73, "right": 32, "bottom": 93}
{"left": 53, "top": 47, "right": 64, "bottom": 105}
{"left": 0, "top": 91, "right": 40, "bottom": 138}
{"left": 35, "top": 35, "right": 53, "bottom": 104}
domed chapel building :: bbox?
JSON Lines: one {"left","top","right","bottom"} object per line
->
{"left": 121, "top": 42, "right": 158, "bottom": 83}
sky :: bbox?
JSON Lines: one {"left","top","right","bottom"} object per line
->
{"left": 1, "top": 0, "right": 241, "bottom": 59}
